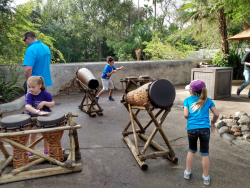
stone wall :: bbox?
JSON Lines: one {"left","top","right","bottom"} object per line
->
{"left": 0, "top": 59, "right": 212, "bottom": 96}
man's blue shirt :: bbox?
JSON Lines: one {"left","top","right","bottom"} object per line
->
{"left": 101, "top": 65, "right": 116, "bottom": 79}
{"left": 23, "top": 40, "right": 52, "bottom": 86}
{"left": 183, "top": 95, "right": 215, "bottom": 130}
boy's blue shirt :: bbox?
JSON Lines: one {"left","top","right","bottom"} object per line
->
{"left": 101, "top": 65, "right": 116, "bottom": 79}
{"left": 183, "top": 95, "right": 215, "bottom": 130}
{"left": 23, "top": 40, "right": 52, "bottom": 86}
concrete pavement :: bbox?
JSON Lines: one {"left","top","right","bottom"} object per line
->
{"left": 1, "top": 85, "right": 250, "bottom": 188}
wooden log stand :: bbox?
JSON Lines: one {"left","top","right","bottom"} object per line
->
{"left": 0, "top": 112, "right": 82, "bottom": 184}
{"left": 76, "top": 78, "right": 103, "bottom": 117}
{"left": 122, "top": 103, "right": 178, "bottom": 171}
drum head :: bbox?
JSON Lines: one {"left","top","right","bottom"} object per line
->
{"left": 37, "top": 112, "right": 66, "bottom": 126}
{"left": 148, "top": 79, "right": 175, "bottom": 109}
{"left": 0, "top": 114, "right": 31, "bottom": 129}
{"left": 88, "top": 79, "right": 99, "bottom": 90}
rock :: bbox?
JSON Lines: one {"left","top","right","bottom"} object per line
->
{"left": 241, "top": 125, "right": 250, "bottom": 132}
{"left": 223, "top": 119, "right": 233, "bottom": 124}
{"left": 234, "top": 132, "right": 241, "bottom": 136}
{"left": 219, "top": 115, "right": 224, "bottom": 120}
{"left": 239, "top": 124, "right": 243, "bottom": 127}
{"left": 238, "top": 115, "right": 250, "bottom": 125}
{"left": 227, "top": 121, "right": 238, "bottom": 128}
{"left": 241, "top": 131, "right": 250, "bottom": 135}
{"left": 232, "top": 125, "right": 240, "bottom": 129}
{"left": 222, "top": 133, "right": 235, "bottom": 141}
{"left": 231, "top": 127, "right": 240, "bottom": 132}
{"left": 236, "top": 136, "right": 244, "bottom": 140}
{"left": 232, "top": 139, "right": 250, "bottom": 152}
{"left": 243, "top": 134, "right": 250, "bottom": 140}
{"left": 233, "top": 116, "right": 240, "bottom": 121}
{"left": 219, "top": 126, "right": 230, "bottom": 134}
{"left": 235, "top": 111, "right": 248, "bottom": 118}
{"left": 215, "top": 120, "right": 226, "bottom": 129}
{"left": 224, "top": 115, "right": 233, "bottom": 119}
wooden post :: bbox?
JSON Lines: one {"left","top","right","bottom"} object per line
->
{"left": 141, "top": 127, "right": 158, "bottom": 154}
{"left": 12, "top": 158, "right": 46, "bottom": 175}
{"left": 139, "top": 151, "right": 169, "bottom": 161}
{"left": 0, "top": 138, "right": 65, "bottom": 167}
{"left": 143, "top": 109, "right": 164, "bottom": 130}
{"left": 0, "top": 163, "right": 82, "bottom": 184}
{"left": 123, "top": 136, "right": 148, "bottom": 171}
{"left": 0, "top": 156, "right": 13, "bottom": 176}
{"left": 128, "top": 104, "right": 140, "bottom": 155}
{"left": 0, "top": 140, "right": 10, "bottom": 158}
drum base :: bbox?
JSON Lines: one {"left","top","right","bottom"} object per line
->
{"left": 122, "top": 103, "right": 178, "bottom": 170}
{"left": 0, "top": 112, "right": 82, "bottom": 184}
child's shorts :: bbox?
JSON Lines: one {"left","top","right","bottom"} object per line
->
{"left": 101, "top": 78, "right": 114, "bottom": 90}
{"left": 187, "top": 128, "right": 210, "bottom": 156}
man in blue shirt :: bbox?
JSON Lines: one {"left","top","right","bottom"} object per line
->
{"left": 23, "top": 31, "right": 52, "bottom": 89}
{"left": 96, "top": 56, "right": 124, "bottom": 102}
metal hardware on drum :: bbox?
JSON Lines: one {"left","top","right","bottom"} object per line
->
{"left": 0, "top": 112, "right": 82, "bottom": 184}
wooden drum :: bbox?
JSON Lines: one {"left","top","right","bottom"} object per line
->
{"left": 37, "top": 112, "right": 67, "bottom": 162}
{"left": 126, "top": 79, "right": 176, "bottom": 109}
{"left": 76, "top": 67, "right": 99, "bottom": 90}
{"left": 0, "top": 114, "right": 32, "bottom": 169}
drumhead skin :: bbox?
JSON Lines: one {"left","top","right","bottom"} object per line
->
{"left": 0, "top": 114, "right": 31, "bottom": 129}
{"left": 88, "top": 79, "right": 99, "bottom": 90}
{"left": 37, "top": 112, "right": 66, "bottom": 126}
{"left": 139, "top": 75, "right": 150, "bottom": 79}
{"left": 148, "top": 79, "right": 175, "bottom": 109}
{"left": 126, "top": 76, "right": 138, "bottom": 80}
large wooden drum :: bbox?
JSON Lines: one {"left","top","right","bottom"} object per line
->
{"left": 0, "top": 114, "right": 32, "bottom": 169}
{"left": 37, "top": 112, "right": 67, "bottom": 162}
{"left": 127, "top": 79, "right": 175, "bottom": 109}
{"left": 76, "top": 67, "right": 99, "bottom": 89}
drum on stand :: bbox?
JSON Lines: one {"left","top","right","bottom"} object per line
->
{"left": 37, "top": 112, "right": 67, "bottom": 162}
{"left": 126, "top": 79, "right": 176, "bottom": 109}
{"left": 0, "top": 114, "right": 32, "bottom": 169}
{"left": 76, "top": 67, "right": 99, "bottom": 90}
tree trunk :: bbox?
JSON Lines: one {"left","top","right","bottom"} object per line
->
{"left": 217, "top": 8, "right": 229, "bottom": 55}
{"left": 135, "top": 48, "right": 141, "bottom": 61}
{"left": 154, "top": 0, "right": 156, "bottom": 18}
{"left": 97, "top": 41, "right": 102, "bottom": 61}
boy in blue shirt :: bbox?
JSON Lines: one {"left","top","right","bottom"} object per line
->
{"left": 96, "top": 56, "right": 124, "bottom": 102}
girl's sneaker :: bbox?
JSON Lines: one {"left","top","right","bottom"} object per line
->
{"left": 28, "top": 152, "right": 34, "bottom": 156}
{"left": 202, "top": 174, "right": 210, "bottom": 185}
{"left": 184, "top": 170, "right": 192, "bottom": 179}
{"left": 44, "top": 150, "right": 49, "bottom": 155}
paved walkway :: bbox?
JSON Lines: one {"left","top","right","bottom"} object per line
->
{"left": 1, "top": 85, "right": 250, "bottom": 187}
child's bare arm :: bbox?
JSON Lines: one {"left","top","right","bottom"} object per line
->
{"left": 210, "top": 107, "right": 219, "bottom": 124}
{"left": 37, "top": 100, "right": 55, "bottom": 110}
{"left": 184, "top": 107, "right": 189, "bottom": 119}
{"left": 25, "top": 104, "right": 50, "bottom": 115}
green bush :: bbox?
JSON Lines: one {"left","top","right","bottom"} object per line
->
{"left": 212, "top": 49, "right": 244, "bottom": 79}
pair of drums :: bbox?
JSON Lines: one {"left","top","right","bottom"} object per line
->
{"left": 0, "top": 112, "right": 66, "bottom": 169}
{"left": 127, "top": 79, "right": 176, "bottom": 109}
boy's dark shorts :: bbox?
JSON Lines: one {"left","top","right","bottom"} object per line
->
{"left": 187, "top": 128, "right": 210, "bottom": 156}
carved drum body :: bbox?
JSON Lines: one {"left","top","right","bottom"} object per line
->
{"left": 76, "top": 68, "right": 99, "bottom": 90}
{"left": 37, "top": 112, "right": 67, "bottom": 162}
{"left": 126, "top": 79, "right": 176, "bottom": 109}
{"left": 0, "top": 114, "right": 32, "bottom": 169}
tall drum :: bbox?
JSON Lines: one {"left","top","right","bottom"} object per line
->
{"left": 0, "top": 114, "right": 32, "bottom": 169}
{"left": 127, "top": 79, "right": 176, "bottom": 109}
{"left": 37, "top": 112, "right": 67, "bottom": 162}
{"left": 76, "top": 67, "right": 99, "bottom": 90}
{"left": 125, "top": 76, "right": 138, "bottom": 93}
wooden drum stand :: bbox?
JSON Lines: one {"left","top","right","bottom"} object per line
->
{"left": 122, "top": 79, "right": 178, "bottom": 171}
{"left": 0, "top": 112, "right": 82, "bottom": 184}
{"left": 76, "top": 78, "right": 103, "bottom": 117}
